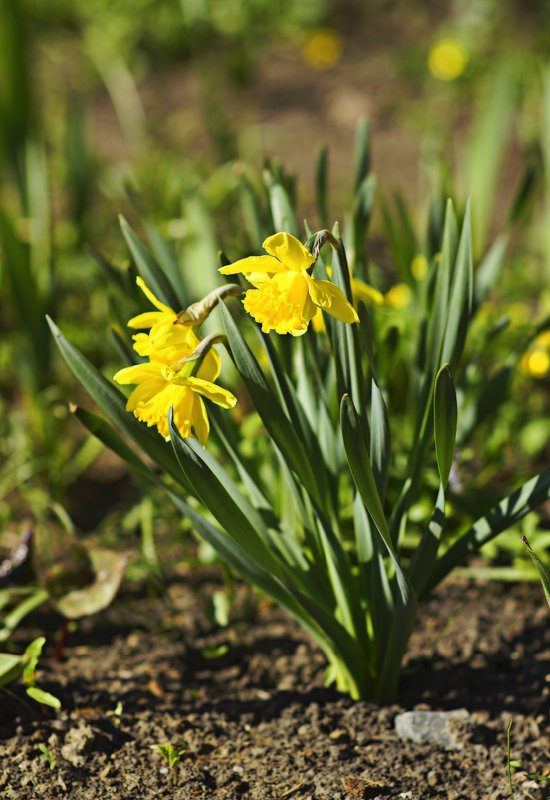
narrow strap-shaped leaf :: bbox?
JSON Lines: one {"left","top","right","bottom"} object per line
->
{"left": 425, "top": 198, "right": 457, "bottom": 371}
{"left": 263, "top": 173, "right": 299, "bottom": 236}
{"left": 0, "top": 209, "right": 50, "bottom": 389}
{"left": 169, "top": 415, "right": 285, "bottom": 579}
{"left": 185, "top": 438, "right": 272, "bottom": 550}
{"left": 341, "top": 400, "right": 418, "bottom": 701}
{"left": 440, "top": 200, "right": 473, "bottom": 370}
{"left": 144, "top": 219, "right": 188, "bottom": 308}
{"left": 522, "top": 536, "right": 550, "bottom": 608}
{"left": 474, "top": 234, "right": 508, "bottom": 309}
{"left": 353, "top": 118, "right": 371, "bottom": 191}
{"left": 426, "top": 469, "right": 550, "bottom": 593}
{"left": 315, "top": 144, "right": 329, "bottom": 229}
{"left": 71, "top": 404, "right": 173, "bottom": 485}
{"left": 408, "top": 485, "right": 446, "bottom": 597}
{"left": 341, "top": 394, "right": 416, "bottom": 618}
{"left": 219, "top": 301, "right": 326, "bottom": 511}
{"left": 350, "top": 173, "right": 377, "bottom": 274}
{"left": 119, "top": 215, "right": 180, "bottom": 309}
{"left": 370, "top": 377, "right": 391, "bottom": 499}
{"left": 209, "top": 409, "right": 270, "bottom": 510}
{"left": 166, "top": 489, "right": 339, "bottom": 660}
{"left": 433, "top": 364, "right": 457, "bottom": 489}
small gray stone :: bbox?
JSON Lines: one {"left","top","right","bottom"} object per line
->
{"left": 394, "top": 709, "right": 471, "bottom": 750}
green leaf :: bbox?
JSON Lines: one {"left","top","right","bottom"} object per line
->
{"left": 119, "top": 215, "right": 180, "bottom": 309}
{"left": 440, "top": 200, "right": 473, "bottom": 370}
{"left": 0, "top": 589, "right": 49, "bottom": 644}
{"left": 169, "top": 413, "right": 286, "bottom": 579}
{"left": 426, "top": 199, "right": 458, "bottom": 371}
{"left": 166, "top": 437, "right": 364, "bottom": 689}
{"left": 263, "top": 173, "right": 298, "bottom": 236}
{"left": 474, "top": 234, "right": 508, "bottom": 309}
{"left": 408, "top": 485, "right": 446, "bottom": 596}
{"left": 353, "top": 118, "right": 371, "bottom": 190}
{"left": 0, "top": 209, "right": 50, "bottom": 389}
{"left": 433, "top": 364, "right": 457, "bottom": 488}
{"left": 315, "top": 145, "right": 329, "bottom": 228}
{"left": 522, "top": 536, "right": 550, "bottom": 608}
{"left": 22, "top": 636, "right": 46, "bottom": 685}
{"left": 370, "top": 377, "right": 391, "bottom": 499}
{"left": 219, "top": 302, "right": 326, "bottom": 510}
{"left": 0, "top": 653, "right": 24, "bottom": 688}
{"left": 428, "top": 469, "right": 550, "bottom": 591}
{"left": 26, "top": 686, "right": 62, "bottom": 709}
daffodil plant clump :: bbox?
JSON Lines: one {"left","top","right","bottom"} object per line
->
{"left": 49, "top": 143, "right": 550, "bottom": 702}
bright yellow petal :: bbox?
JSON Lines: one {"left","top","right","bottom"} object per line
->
{"left": 191, "top": 396, "right": 210, "bottom": 446}
{"left": 134, "top": 323, "right": 199, "bottom": 363}
{"left": 219, "top": 255, "right": 286, "bottom": 276}
{"left": 262, "top": 232, "right": 315, "bottom": 271}
{"left": 127, "top": 311, "right": 166, "bottom": 330}
{"left": 130, "top": 384, "right": 180, "bottom": 439}
{"left": 113, "top": 362, "right": 163, "bottom": 385}
{"left": 196, "top": 348, "right": 221, "bottom": 383}
{"left": 168, "top": 385, "right": 195, "bottom": 441}
{"left": 243, "top": 271, "right": 315, "bottom": 335}
{"left": 185, "top": 376, "right": 237, "bottom": 409}
{"left": 305, "top": 276, "right": 359, "bottom": 324}
{"left": 136, "top": 276, "right": 174, "bottom": 314}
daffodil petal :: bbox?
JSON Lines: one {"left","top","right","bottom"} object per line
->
{"left": 127, "top": 311, "right": 166, "bottom": 330}
{"left": 196, "top": 348, "right": 221, "bottom": 383}
{"left": 305, "top": 276, "right": 359, "bottom": 324}
{"left": 219, "top": 255, "right": 286, "bottom": 276}
{"left": 185, "top": 376, "right": 237, "bottom": 409}
{"left": 136, "top": 276, "right": 174, "bottom": 314}
{"left": 192, "top": 396, "right": 210, "bottom": 446}
{"left": 125, "top": 377, "right": 167, "bottom": 411}
{"left": 113, "top": 362, "right": 163, "bottom": 385}
{"left": 262, "top": 232, "right": 315, "bottom": 271}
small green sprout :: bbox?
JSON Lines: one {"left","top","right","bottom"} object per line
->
{"left": 38, "top": 743, "right": 57, "bottom": 770}
{"left": 152, "top": 742, "right": 187, "bottom": 785}
{"left": 106, "top": 701, "right": 123, "bottom": 727}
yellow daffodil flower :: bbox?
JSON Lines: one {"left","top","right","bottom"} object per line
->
{"left": 114, "top": 350, "right": 236, "bottom": 444}
{"left": 128, "top": 277, "right": 199, "bottom": 363}
{"left": 219, "top": 232, "right": 359, "bottom": 336}
{"left": 116, "top": 277, "right": 236, "bottom": 443}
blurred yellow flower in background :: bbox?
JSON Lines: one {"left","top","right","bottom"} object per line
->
{"left": 302, "top": 28, "right": 343, "bottom": 70}
{"left": 411, "top": 254, "right": 428, "bottom": 281}
{"left": 428, "top": 38, "right": 468, "bottom": 81}
{"left": 520, "top": 330, "right": 550, "bottom": 379}
{"left": 385, "top": 283, "right": 412, "bottom": 309}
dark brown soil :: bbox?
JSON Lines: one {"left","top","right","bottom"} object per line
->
{"left": 1, "top": 574, "right": 548, "bottom": 799}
